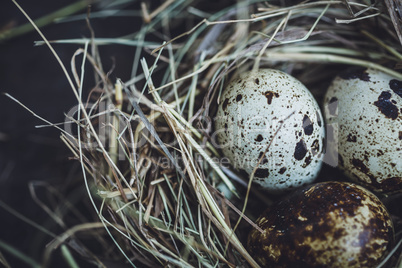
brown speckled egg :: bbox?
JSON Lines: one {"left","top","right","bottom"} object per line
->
{"left": 323, "top": 67, "right": 402, "bottom": 193}
{"left": 214, "top": 69, "right": 325, "bottom": 192}
{"left": 247, "top": 181, "right": 394, "bottom": 268}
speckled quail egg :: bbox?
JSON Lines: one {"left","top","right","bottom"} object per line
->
{"left": 324, "top": 67, "right": 402, "bottom": 193}
{"left": 247, "top": 181, "right": 394, "bottom": 268}
{"left": 214, "top": 68, "right": 325, "bottom": 192}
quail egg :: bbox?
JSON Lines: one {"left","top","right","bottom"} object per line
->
{"left": 324, "top": 67, "right": 402, "bottom": 193}
{"left": 214, "top": 69, "right": 325, "bottom": 192}
{"left": 247, "top": 181, "right": 394, "bottom": 268}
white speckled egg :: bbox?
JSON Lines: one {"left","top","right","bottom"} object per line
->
{"left": 247, "top": 181, "right": 394, "bottom": 268}
{"left": 324, "top": 67, "right": 402, "bottom": 193}
{"left": 214, "top": 69, "right": 325, "bottom": 192}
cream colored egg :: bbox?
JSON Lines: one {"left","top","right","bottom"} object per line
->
{"left": 214, "top": 69, "right": 325, "bottom": 192}
{"left": 324, "top": 67, "right": 402, "bottom": 193}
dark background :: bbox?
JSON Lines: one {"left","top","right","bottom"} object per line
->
{"left": 0, "top": 1, "right": 140, "bottom": 266}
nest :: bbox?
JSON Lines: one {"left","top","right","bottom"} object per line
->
{"left": 14, "top": 0, "right": 402, "bottom": 267}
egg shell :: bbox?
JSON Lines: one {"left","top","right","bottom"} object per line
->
{"left": 214, "top": 69, "right": 325, "bottom": 192}
{"left": 247, "top": 181, "right": 394, "bottom": 268}
{"left": 323, "top": 67, "right": 402, "bottom": 193}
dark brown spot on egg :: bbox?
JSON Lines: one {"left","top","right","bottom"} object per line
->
{"left": 311, "top": 139, "right": 320, "bottom": 156}
{"left": 254, "top": 168, "right": 269, "bottom": 178}
{"left": 363, "top": 151, "right": 370, "bottom": 162}
{"left": 352, "top": 158, "right": 369, "bottom": 174}
{"left": 333, "top": 228, "right": 346, "bottom": 240}
{"left": 279, "top": 167, "right": 287, "bottom": 174}
{"left": 255, "top": 134, "right": 263, "bottom": 142}
{"left": 339, "top": 67, "right": 370, "bottom": 81}
{"left": 347, "top": 134, "right": 357, "bottom": 142}
{"left": 381, "top": 177, "right": 402, "bottom": 193}
{"left": 399, "top": 131, "right": 402, "bottom": 140}
{"left": 263, "top": 91, "right": 279, "bottom": 105}
{"left": 374, "top": 91, "right": 399, "bottom": 120}
{"left": 236, "top": 94, "right": 242, "bottom": 102}
{"left": 302, "top": 115, "right": 314, "bottom": 136}
{"left": 389, "top": 79, "right": 402, "bottom": 98}
{"left": 294, "top": 139, "right": 308, "bottom": 160}
{"left": 222, "top": 98, "right": 229, "bottom": 111}
{"left": 304, "top": 155, "right": 312, "bottom": 167}
{"left": 255, "top": 78, "right": 260, "bottom": 85}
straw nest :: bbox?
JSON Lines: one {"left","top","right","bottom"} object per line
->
{"left": 15, "top": 0, "right": 402, "bottom": 267}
